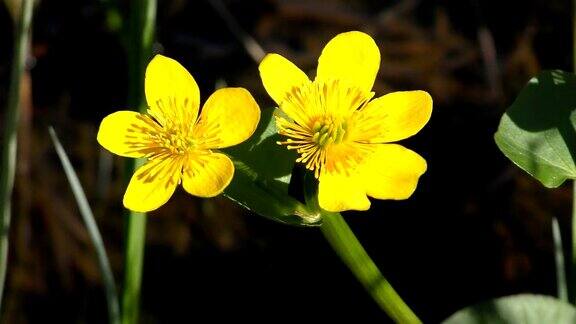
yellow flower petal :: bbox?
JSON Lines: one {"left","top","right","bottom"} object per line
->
{"left": 97, "top": 111, "right": 159, "bottom": 158}
{"left": 316, "top": 31, "right": 380, "bottom": 94}
{"left": 123, "top": 156, "right": 183, "bottom": 212}
{"left": 145, "top": 55, "right": 200, "bottom": 127}
{"left": 352, "top": 91, "right": 432, "bottom": 143}
{"left": 194, "top": 88, "right": 260, "bottom": 148}
{"left": 359, "top": 144, "right": 427, "bottom": 200}
{"left": 318, "top": 171, "right": 370, "bottom": 212}
{"left": 182, "top": 152, "right": 234, "bottom": 197}
{"left": 258, "top": 53, "right": 311, "bottom": 105}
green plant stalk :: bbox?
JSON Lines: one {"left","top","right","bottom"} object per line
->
{"left": 552, "top": 217, "right": 568, "bottom": 302}
{"left": 0, "top": 0, "right": 33, "bottom": 309}
{"left": 302, "top": 174, "right": 420, "bottom": 323}
{"left": 121, "top": 208, "right": 147, "bottom": 324}
{"left": 122, "top": 0, "right": 156, "bottom": 323}
{"left": 49, "top": 128, "right": 121, "bottom": 324}
{"left": 321, "top": 213, "right": 422, "bottom": 324}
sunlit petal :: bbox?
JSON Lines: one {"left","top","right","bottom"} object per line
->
{"left": 316, "top": 31, "right": 380, "bottom": 94}
{"left": 97, "top": 111, "right": 163, "bottom": 158}
{"left": 145, "top": 55, "right": 200, "bottom": 128}
{"left": 259, "top": 53, "right": 311, "bottom": 105}
{"left": 318, "top": 171, "right": 370, "bottom": 212}
{"left": 359, "top": 144, "right": 427, "bottom": 200}
{"left": 182, "top": 152, "right": 234, "bottom": 197}
{"left": 351, "top": 91, "right": 432, "bottom": 143}
{"left": 194, "top": 88, "right": 260, "bottom": 149}
{"left": 123, "top": 156, "right": 183, "bottom": 212}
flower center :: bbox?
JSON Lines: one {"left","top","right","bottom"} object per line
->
{"left": 275, "top": 80, "right": 374, "bottom": 178}
{"left": 124, "top": 114, "right": 204, "bottom": 160}
{"left": 155, "top": 128, "right": 195, "bottom": 155}
{"left": 311, "top": 117, "right": 347, "bottom": 147}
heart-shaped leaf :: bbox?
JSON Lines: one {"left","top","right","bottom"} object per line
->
{"left": 442, "top": 294, "right": 576, "bottom": 323}
{"left": 494, "top": 70, "right": 576, "bottom": 187}
{"left": 223, "top": 108, "right": 321, "bottom": 226}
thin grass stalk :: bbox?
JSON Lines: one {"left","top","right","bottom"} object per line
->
{"left": 49, "top": 128, "right": 121, "bottom": 324}
{"left": 121, "top": 0, "right": 156, "bottom": 323}
{"left": 0, "top": 0, "right": 34, "bottom": 309}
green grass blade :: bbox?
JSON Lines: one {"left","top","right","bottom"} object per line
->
{"left": 49, "top": 127, "right": 121, "bottom": 324}
{"left": 553, "top": 217, "right": 568, "bottom": 302}
{"left": 0, "top": 0, "right": 34, "bottom": 309}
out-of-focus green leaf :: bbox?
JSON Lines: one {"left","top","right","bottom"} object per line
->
{"left": 494, "top": 70, "right": 576, "bottom": 187}
{"left": 223, "top": 108, "right": 321, "bottom": 226}
{"left": 442, "top": 294, "right": 576, "bottom": 324}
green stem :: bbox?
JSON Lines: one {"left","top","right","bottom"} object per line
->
{"left": 121, "top": 210, "right": 147, "bottom": 324}
{"left": 0, "top": 0, "right": 33, "bottom": 309}
{"left": 302, "top": 174, "right": 420, "bottom": 322}
{"left": 552, "top": 217, "right": 568, "bottom": 302}
{"left": 321, "top": 213, "right": 422, "bottom": 324}
{"left": 121, "top": 1, "right": 156, "bottom": 323}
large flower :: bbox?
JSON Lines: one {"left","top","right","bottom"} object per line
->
{"left": 98, "top": 55, "right": 260, "bottom": 212}
{"left": 259, "top": 31, "right": 432, "bottom": 212}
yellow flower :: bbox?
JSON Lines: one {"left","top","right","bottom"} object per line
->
{"left": 259, "top": 31, "right": 432, "bottom": 212}
{"left": 97, "top": 55, "right": 260, "bottom": 212}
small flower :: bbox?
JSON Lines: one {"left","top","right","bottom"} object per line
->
{"left": 259, "top": 31, "right": 432, "bottom": 212}
{"left": 98, "top": 55, "right": 260, "bottom": 212}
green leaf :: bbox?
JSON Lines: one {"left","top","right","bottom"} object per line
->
{"left": 223, "top": 108, "right": 321, "bottom": 226}
{"left": 494, "top": 70, "right": 576, "bottom": 187}
{"left": 442, "top": 294, "right": 576, "bottom": 324}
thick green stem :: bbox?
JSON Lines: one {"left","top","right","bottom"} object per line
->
{"left": 321, "top": 213, "right": 422, "bottom": 324}
{"left": 0, "top": 0, "right": 33, "bottom": 310}
{"left": 121, "top": 1, "right": 156, "bottom": 323}
{"left": 302, "top": 174, "right": 420, "bottom": 322}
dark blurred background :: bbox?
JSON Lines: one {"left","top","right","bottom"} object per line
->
{"left": 0, "top": 0, "right": 573, "bottom": 322}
